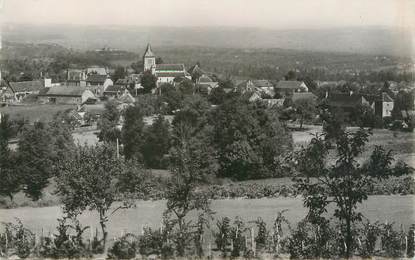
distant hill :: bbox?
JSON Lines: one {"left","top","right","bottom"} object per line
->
{"left": 2, "top": 24, "right": 412, "bottom": 57}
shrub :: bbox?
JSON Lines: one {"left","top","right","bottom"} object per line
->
{"left": 379, "top": 222, "right": 406, "bottom": 257}
{"left": 0, "top": 219, "right": 35, "bottom": 258}
{"left": 108, "top": 233, "right": 138, "bottom": 259}
{"left": 357, "top": 220, "right": 381, "bottom": 257}
{"left": 38, "top": 216, "right": 92, "bottom": 259}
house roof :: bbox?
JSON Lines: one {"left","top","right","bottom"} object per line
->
{"left": 252, "top": 80, "right": 273, "bottom": 88}
{"left": 118, "top": 92, "right": 135, "bottom": 104}
{"left": 155, "top": 64, "right": 185, "bottom": 72}
{"left": 188, "top": 64, "right": 205, "bottom": 75}
{"left": 9, "top": 80, "right": 44, "bottom": 93}
{"left": 87, "top": 67, "right": 107, "bottom": 75}
{"left": 275, "top": 80, "right": 305, "bottom": 89}
{"left": 143, "top": 44, "right": 155, "bottom": 57}
{"left": 328, "top": 93, "right": 367, "bottom": 108}
{"left": 86, "top": 74, "right": 109, "bottom": 84}
{"left": 198, "top": 75, "right": 213, "bottom": 83}
{"left": 292, "top": 92, "right": 317, "bottom": 102}
{"left": 104, "top": 85, "right": 126, "bottom": 93}
{"left": 38, "top": 86, "right": 90, "bottom": 97}
{"left": 155, "top": 72, "right": 188, "bottom": 78}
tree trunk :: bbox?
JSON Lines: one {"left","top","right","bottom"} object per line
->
{"left": 99, "top": 211, "right": 108, "bottom": 254}
{"left": 345, "top": 217, "right": 352, "bottom": 258}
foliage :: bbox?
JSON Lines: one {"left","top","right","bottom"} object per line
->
{"left": 293, "top": 127, "right": 412, "bottom": 257}
{"left": 160, "top": 83, "right": 183, "bottom": 114}
{"left": 0, "top": 114, "right": 20, "bottom": 201}
{"left": 122, "top": 105, "right": 145, "bottom": 161}
{"left": 39, "top": 215, "right": 92, "bottom": 258}
{"left": 138, "top": 223, "right": 174, "bottom": 258}
{"left": 208, "top": 86, "right": 227, "bottom": 105}
{"left": 211, "top": 95, "right": 292, "bottom": 180}
{"left": 0, "top": 219, "right": 35, "bottom": 258}
{"left": 164, "top": 122, "right": 214, "bottom": 256}
{"left": 97, "top": 100, "right": 121, "bottom": 143}
{"left": 55, "top": 144, "right": 147, "bottom": 250}
{"left": 142, "top": 115, "right": 171, "bottom": 169}
{"left": 17, "top": 122, "right": 55, "bottom": 201}
{"left": 111, "top": 66, "right": 127, "bottom": 82}
{"left": 141, "top": 70, "right": 157, "bottom": 94}
{"left": 108, "top": 233, "right": 138, "bottom": 259}
{"left": 292, "top": 98, "right": 317, "bottom": 129}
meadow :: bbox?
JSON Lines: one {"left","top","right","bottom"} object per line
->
{"left": 0, "top": 104, "right": 75, "bottom": 123}
{"left": 0, "top": 196, "right": 413, "bottom": 240}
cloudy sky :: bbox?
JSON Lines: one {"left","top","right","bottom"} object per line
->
{"left": 1, "top": 0, "right": 414, "bottom": 29}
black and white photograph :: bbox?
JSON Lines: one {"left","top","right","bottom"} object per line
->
{"left": 0, "top": 0, "right": 414, "bottom": 258}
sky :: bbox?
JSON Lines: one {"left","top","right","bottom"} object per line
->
{"left": 1, "top": 0, "right": 414, "bottom": 29}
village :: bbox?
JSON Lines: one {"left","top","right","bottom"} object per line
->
{"left": 0, "top": 0, "right": 415, "bottom": 258}
{"left": 1, "top": 43, "right": 414, "bottom": 134}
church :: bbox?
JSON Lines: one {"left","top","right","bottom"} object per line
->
{"left": 143, "top": 44, "right": 191, "bottom": 86}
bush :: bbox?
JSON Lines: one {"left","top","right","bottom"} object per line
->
{"left": 138, "top": 226, "right": 173, "bottom": 258}
{"left": 108, "top": 233, "right": 138, "bottom": 259}
{"left": 0, "top": 219, "right": 35, "bottom": 258}
{"left": 38, "top": 216, "right": 92, "bottom": 259}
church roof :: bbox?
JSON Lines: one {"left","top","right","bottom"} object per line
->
{"left": 155, "top": 64, "right": 185, "bottom": 72}
{"left": 276, "top": 80, "right": 305, "bottom": 89}
{"left": 143, "top": 44, "right": 155, "bottom": 57}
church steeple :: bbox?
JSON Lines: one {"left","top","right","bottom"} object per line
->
{"left": 143, "top": 43, "right": 156, "bottom": 72}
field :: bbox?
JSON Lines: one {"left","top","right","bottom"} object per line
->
{"left": 0, "top": 196, "right": 413, "bottom": 239}
{"left": 292, "top": 125, "right": 415, "bottom": 167}
{"left": 0, "top": 104, "right": 76, "bottom": 123}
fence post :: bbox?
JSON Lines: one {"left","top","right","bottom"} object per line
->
{"left": 5, "top": 232, "right": 8, "bottom": 258}
{"left": 405, "top": 235, "right": 408, "bottom": 258}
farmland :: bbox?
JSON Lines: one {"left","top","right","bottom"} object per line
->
{"left": 0, "top": 104, "right": 76, "bottom": 123}
{"left": 1, "top": 195, "right": 413, "bottom": 239}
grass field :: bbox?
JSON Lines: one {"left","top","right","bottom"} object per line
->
{"left": 292, "top": 125, "right": 415, "bottom": 167}
{"left": 0, "top": 104, "right": 76, "bottom": 123}
{"left": 0, "top": 196, "right": 413, "bottom": 239}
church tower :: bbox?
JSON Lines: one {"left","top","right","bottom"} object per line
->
{"left": 143, "top": 43, "right": 156, "bottom": 72}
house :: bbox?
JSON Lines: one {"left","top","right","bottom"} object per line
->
{"left": 363, "top": 93, "right": 394, "bottom": 118}
{"left": 38, "top": 86, "right": 96, "bottom": 105}
{"left": 142, "top": 44, "right": 191, "bottom": 86}
{"left": 8, "top": 80, "right": 47, "bottom": 101}
{"left": 86, "top": 66, "right": 107, "bottom": 76}
{"left": 275, "top": 81, "right": 308, "bottom": 97}
{"left": 196, "top": 75, "right": 219, "bottom": 94}
{"left": 103, "top": 84, "right": 128, "bottom": 98}
{"left": 327, "top": 92, "right": 370, "bottom": 115}
{"left": 85, "top": 74, "right": 113, "bottom": 96}
{"left": 153, "top": 64, "right": 191, "bottom": 86}
{"left": 291, "top": 92, "right": 318, "bottom": 102}
{"left": 0, "top": 80, "right": 14, "bottom": 103}
{"left": 235, "top": 79, "right": 275, "bottom": 97}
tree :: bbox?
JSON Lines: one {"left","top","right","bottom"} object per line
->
{"left": 211, "top": 96, "right": 292, "bottom": 180}
{"left": 122, "top": 105, "right": 145, "bottom": 161}
{"left": 55, "top": 144, "right": 147, "bottom": 252}
{"left": 164, "top": 124, "right": 213, "bottom": 256}
{"left": 391, "top": 90, "right": 414, "bottom": 119}
{"left": 208, "top": 87, "right": 227, "bottom": 105}
{"left": 97, "top": 101, "right": 121, "bottom": 143}
{"left": 0, "top": 114, "right": 20, "bottom": 201}
{"left": 350, "top": 104, "right": 376, "bottom": 127}
{"left": 171, "top": 95, "right": 219, "bottom": 178}
{"left": 142, "top": 115, "right": 171, "bottom": 169}
{"left": 293, "top": 128, "right": 412, "bottom": 258}
{"left": 177, "top": 79, "right": 195, "bottom": 96}
{"left": 141, "top": 71, "right": 157, "bottom": 94}
{"left": 160, "top": 84, "right": 183, "bottom": 114}
{"left": 293, "top": 98, "right": 317, "bottom": 129}
{"left": 284, "top": 70, "right": 297, "bottom": 80}
{"left": 111, "top": 66, "right": 126, "bottom": 82}
{"left": 155, "top": 57, "right": 164, "bottom": 65}
{"left": 17, "top": 122, "right": 54, "bottom": 200}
